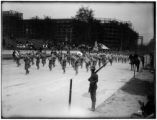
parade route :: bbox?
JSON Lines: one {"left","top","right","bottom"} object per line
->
{"left": 2, "top": 59, "right": 135, "bottom": 118}
{"left": 2, "top": 2, "right": 155, "bottom": 118}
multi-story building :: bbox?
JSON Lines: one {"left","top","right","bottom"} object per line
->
{"left": 99, "top": 19, "right": 137, "bottom": 50}
{"left": 2, "top": 10, "right": 23, "bottom": 39}
{"left": 2, "top": 10, "right": 138, "bottom": 50}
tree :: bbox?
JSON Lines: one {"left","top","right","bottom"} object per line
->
{"left": 75, "top": 7, "right": 94, "bottom": 22}
{"left": 73, "top": 7, "right": 96, "bottom": 46}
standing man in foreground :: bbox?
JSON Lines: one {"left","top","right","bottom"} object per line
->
{"left": 88, "top": 66, "right": 98, "bottom": 111}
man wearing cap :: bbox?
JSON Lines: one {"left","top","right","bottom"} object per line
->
{"left": 74, "top": 59, "right": 79, "bottom": 75}
{"left": 88, "top": 66, "right": 98, "bottom": 111}
{"left": 48, "top": 55, "right": 53, "bottom": 71}
{"left": 24, "top": 54, "right": 31, "bottom": 75}
{"left": 36, "top": 53, "right": 40, "bottom": 70}
{"left": 62, "top": 56, "right": 67, "bottom": 73}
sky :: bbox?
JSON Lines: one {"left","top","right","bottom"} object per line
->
{"left": 2, "top": 2, "right": 155, "bottom": 45}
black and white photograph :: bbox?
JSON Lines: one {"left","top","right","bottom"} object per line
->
{"left": 1, "top": 1, "right": 156, "bottom": 118}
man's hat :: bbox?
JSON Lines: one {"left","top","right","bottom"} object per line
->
{"left": 90, "top": 66, "right": 95, "bottom": 70}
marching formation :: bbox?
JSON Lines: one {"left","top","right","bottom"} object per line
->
{"left": 12, "top": 49, "right": 131, "bottom": 75}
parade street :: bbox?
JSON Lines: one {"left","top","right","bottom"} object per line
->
{"left": 2, "top": 2, "right": 155, "bottom": 119}
{"left": 2, "top": 59, "right": 135, "bottom": 118}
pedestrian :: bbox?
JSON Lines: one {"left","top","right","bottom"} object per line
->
{"left": 133, "top": 53, "right": 140, "bottom": 72}
{"left": 88, "top": 66, "right": 98, "bottom": 111}
{"left": 129, "top": 54, "right": 134, "bottom": 70}
{"left": 140, "top": 55, "right": 145, "bottom": 68}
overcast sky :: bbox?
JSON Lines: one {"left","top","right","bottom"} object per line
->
{"left": 2, "top": 2, "right": 154, "bottom": 45}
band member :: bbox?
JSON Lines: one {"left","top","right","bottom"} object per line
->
{"left": 41, "top": 53, "right": 47, "bottom": 67}
{"left": 30, "top": 51, "right": 35, "bottom": 65}
{"left": 75, "top": 59, "right": 79, "bottom": 75}
{"left": 12, "top": 50, "right": 16, "bottom": 61}
{"left": 36, "top": 53, "right": 40, "bottom": 70}
{"left": 48, "top": 56, "right": 53, "bottom": 71}
{"left": 24, "top": 54, "right": 31, "bottom": 75}
{"left": 15, "top": 50, "right": 21, "bottom": 67}
{"left": 52, "top": 55, "right": 56, "bottom": 67}
{"left": 62, "top": 56, "right": 66, "bottom": 73}
{"left": 108, "top": 55, "right": 113, "bottom": 66}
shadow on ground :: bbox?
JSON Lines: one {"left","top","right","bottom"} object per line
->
{"left": 121, "top": 77, "right": 154, "bottom": 96}
{"left": 95, "top": 69, "right": 155, "bottom": 118}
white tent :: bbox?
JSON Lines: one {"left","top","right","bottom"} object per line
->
{"left": 76, "top": 51, "right": 83, "bottom": 56}
{"left": 98, "top": 43, "right": 109, "bottom": 49}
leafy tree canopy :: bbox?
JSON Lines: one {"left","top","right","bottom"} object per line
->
{"left": 75, "top": 7, "right": 94, "bottom": 22}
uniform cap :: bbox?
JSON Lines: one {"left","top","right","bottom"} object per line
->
{"left": 90, "top": 66, "right": 95, "bottom": 70}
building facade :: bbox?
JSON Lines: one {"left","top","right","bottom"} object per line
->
{"left": 2, "top": 10, "right": 23, "bottom": 39}
{"left": 2, "top": 10, "right": 138, "bottom": 50}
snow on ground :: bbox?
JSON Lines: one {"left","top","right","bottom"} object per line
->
{"left": 2, "top": 59, "right": 136, "bottom": 118}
